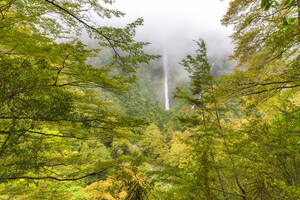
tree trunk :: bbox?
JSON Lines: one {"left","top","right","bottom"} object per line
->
{"left": 210, "top": 85, "right": 247, "bottom": 200}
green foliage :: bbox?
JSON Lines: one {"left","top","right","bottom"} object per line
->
{"left": 0, "top": 0, "right": 158, "bottom": 198}
{"left": 145, "top": 38, "right": 300, "bottom": 200}
{"left": 115, "top": 66, "right": 171, "bottom": 129}
{"left": 1, "top": 0, "right": 299, "bottom": 199}
{"left": 221, "top": 0, "right": 300, "bottom": 100}
{"left": 180, "top": 39, "right": 213, "bottom": 96}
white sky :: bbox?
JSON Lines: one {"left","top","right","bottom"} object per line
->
{"left": 108, "top": 0, "right": 233, "bottom": 56}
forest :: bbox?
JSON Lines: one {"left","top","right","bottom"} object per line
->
{"left": 0, "top": 0, "right": 299, "bottom": 199}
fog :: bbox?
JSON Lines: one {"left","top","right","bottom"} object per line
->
{"left": 106, "top": 0, "right": 233, "bottom": 57}
{"left": 98, "top": 0, "right": 234, "bottom": 107}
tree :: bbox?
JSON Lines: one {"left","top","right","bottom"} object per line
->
{"left": 157, "top": 38, "right": 300, "bottom": 200}
{"left": 0, "top": 0, "right": 156, "bottom": 191}
{"left": 173, "top": 39, "right": 258, "bottom": 200}
{"left": 221, "top": 0, "right": 300, "bottom": 100}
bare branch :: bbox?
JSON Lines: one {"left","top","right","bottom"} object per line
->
{"left": 0, "top": 167, "right": 110, "bottom": 182}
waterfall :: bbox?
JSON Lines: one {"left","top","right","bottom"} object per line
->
{"left": 163, "top": 53, "right": 170, "bottom": 110}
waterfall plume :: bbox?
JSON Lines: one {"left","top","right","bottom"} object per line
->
{"left": 163, "top": 53, "right": 170, "bottom": 110}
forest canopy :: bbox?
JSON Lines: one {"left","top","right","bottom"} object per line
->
{"left": 0, "top": 0, "right": 299, "bottom": 199}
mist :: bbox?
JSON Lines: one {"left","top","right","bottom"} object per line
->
{"left": 107, "top": 0, "right": 233, "bottom": 56}
{"left": 97, "top": 0, "right": 234, "bottom": 107}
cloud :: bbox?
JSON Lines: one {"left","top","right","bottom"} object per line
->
{"left": 110, "top": 0, "right": 233, "bottom": 55}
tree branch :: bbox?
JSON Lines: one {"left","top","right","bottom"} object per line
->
{"left": 240, "top": 84, "right": 300, "bottom": 96}
{"left": 53, "top": 53, "right": 70, "bottom": 86}
{"left": 44, "top": 0, "right": 124, "bottom": 64}
{"left": 0, "top": 167, "right": 110, "bottom": 182}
